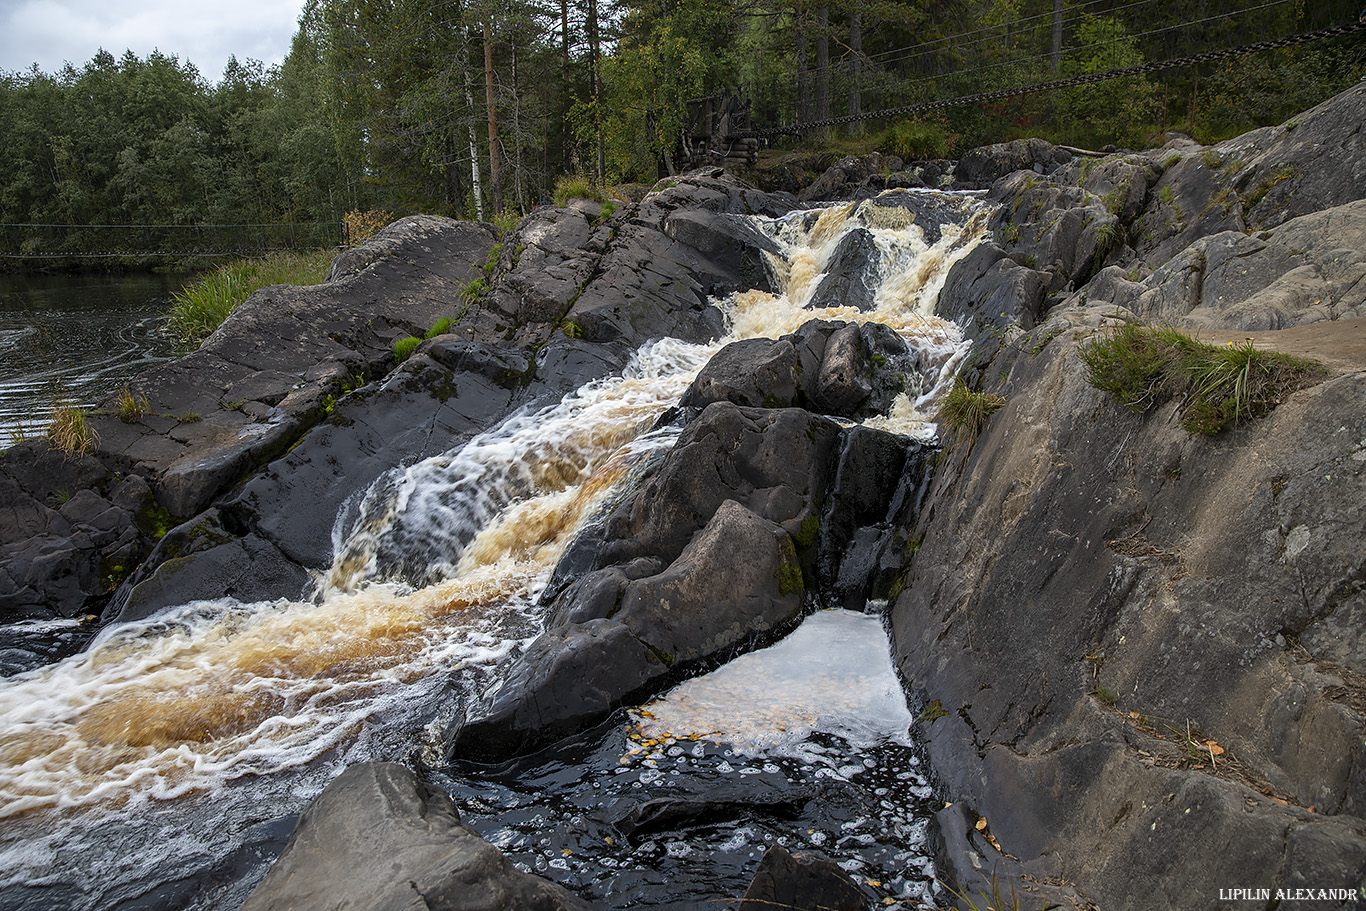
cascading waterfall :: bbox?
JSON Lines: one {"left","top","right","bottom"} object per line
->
{"left": 0, "top": 189, "right": 991, "bottom": 910}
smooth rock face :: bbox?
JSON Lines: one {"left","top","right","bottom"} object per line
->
{"left": 905, "top": 81, "right": 1366, "bottom": 909}
{"left": 241, "top": 763, "right": 595, "bottom": 911}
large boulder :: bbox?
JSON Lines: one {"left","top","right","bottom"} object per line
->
{"left": 241, "top": 763, "right": 595, "bottom": 911}
{"left": 899, "top": 307, "right": 1366, "bottom": 907}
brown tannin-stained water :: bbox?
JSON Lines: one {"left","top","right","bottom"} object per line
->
{"left": 0, "top": 190, "right": 991, "bottom": 910}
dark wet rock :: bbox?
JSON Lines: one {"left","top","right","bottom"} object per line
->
{"left": 241, "top": 762, "right": 595, "bottom": 911}
{"left": 662, "top": 208, "right": 783, "bottom": 293}
{"left": 817, "top": 425, "right": 918, "bottom": 608}
{"left": 739, "top": 845, "right": 869, "bottom": 911}
{"left": 936, "top": 242, "right": 1049, "bottom": 379}
{"left": 107, "top": 509, "right": 308, "bottom": 625}
{"left": 1219, "top": 81, "right": 1366, "bottom": 231}
{"left": 807, "top": 227, "right": 882, "bottom": 311}
{"left": 1131, "top": 153, "right": 1245, "bottom": 270}
{"left": 681, "top": 337, "right": 802, "bottom": 410}
{"left": 453, "top": 499, "right": 807, "bottom": 758}
{"left": 681, "top": 319, "right": 914, "bottom": 420}
{"left": 988, "top": 172, "right": 1122, "bottom": 290}
{"left": 797, "top": 153, "right": 905, "bottom": 202}
{"left": 956, "top": 138, "right": 1072, "bottom": 189}
{"left": 484, "top": 204, "right": 608, "bottom": 327}
{"left": 596, "top": 403, "right": 841, "bottom": 569}
{"left": 452, "top": 403, "right": 845, "bottom": 758}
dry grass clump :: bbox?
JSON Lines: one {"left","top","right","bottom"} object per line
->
{"left": 48, "top": 403, "right": 97, "bottom": 456}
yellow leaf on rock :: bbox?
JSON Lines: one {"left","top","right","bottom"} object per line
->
{"left": 974, "top": 818, "right": 988, "bottom": 832}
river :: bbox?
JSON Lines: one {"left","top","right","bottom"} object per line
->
{"left": 0, "top": 192, "right": 990, "bottom": 909}
{"left": 0, "top": 272, "right": 182, "bottom": 448}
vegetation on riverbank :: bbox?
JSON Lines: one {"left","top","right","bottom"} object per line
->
{"left": 164, "top": 250, "right": 334, "bottom": 347}
{"left": 1080, "top": 322, "right": 1327, "bottom": 434}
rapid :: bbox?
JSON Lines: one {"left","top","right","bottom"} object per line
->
{"left": 0, "top": 189, "right": 991, "bottom": 910}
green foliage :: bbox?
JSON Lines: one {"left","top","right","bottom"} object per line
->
{"left": 553, "top": 175, "right": 610, "bottom": 207}
{"left": 393, "top": 335, "right": 421, "bottom": 363}
{"left": 1053, "top": 16, "right": 1159, "bottom": 149}
{"left": 115, "top": 387, "right": 150, "bottom": 423}
{"left": 425, "top": 317, "right": 452, "bottom": 339}
{"left": 935, "top": 378, "right": 1006, "bottom": 448}
{"left": 165, "top": 250, "right": 333, "bottom": 346}
{"left": 1079, "top": 323, "right": 1326, "bottom": 434}
{"left": 918, "top": 699, "right": 949, "bottom": 722}
{"left": 880, "top": 117, "right": 957, "bottom": 162}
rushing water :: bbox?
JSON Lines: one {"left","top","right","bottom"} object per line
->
{"left": 0, "top": 191, "right": 991, "bottom": 910}
{"left": 0, "top": 272, "right": 181, "bottom": 448}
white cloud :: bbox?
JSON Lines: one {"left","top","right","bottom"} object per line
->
{"left": 0, "top": 0, "right": 306, "bottom": 80}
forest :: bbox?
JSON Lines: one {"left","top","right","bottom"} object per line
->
{"left": 1, "top": 0, "right": 1362, "bottom": 260}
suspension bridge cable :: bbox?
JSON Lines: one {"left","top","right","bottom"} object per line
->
{"left": 753, "top": 19, "right": 1366, "bottom": 137}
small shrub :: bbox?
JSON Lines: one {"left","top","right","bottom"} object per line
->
{"left": 115, "top": 387, "right": 150, "bottom": 423}
{"left": 393, "top": 336, "right": 421, "bottom": 364}
{"left": 459, "top": 277, "right": 489, "bottom": 305}
{"left": 935, "top": 378, "right": 1006, "bottom": 448}
{"left": 553, "top": 174, "right": 609, "bottom": 207}
{"left": 1079, "top": 322, "right": 1326, "bottom": 434}
{"left": 490, "top": 211, "right": 521, "bottom": 234}
{"left": 881, "top": 117, "right": 956, "bottom": 161}
{"left": 343, "top": 209, "right": 393, "bottom": 247}
{"left": 48, "top": 403, "right": 96, "bottom": 457}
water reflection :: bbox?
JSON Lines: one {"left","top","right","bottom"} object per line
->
{"left": 0, "top": 272, "right": 181, "bottom": 446}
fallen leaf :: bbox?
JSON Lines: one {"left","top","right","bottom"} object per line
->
{"left": 1271, "top": 797, "right": 1288, "bottom": 806}
{"left": 1204, "top": 740, "right": 1225, "bottom": 755}
{"left": 974, "top": 818, "right": 988, "bottom": 832}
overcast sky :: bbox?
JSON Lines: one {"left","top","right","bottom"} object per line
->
{"left": 0, "top": 0, "right": 308, "bottom": 81}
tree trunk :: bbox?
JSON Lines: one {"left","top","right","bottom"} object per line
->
{"left": 560, "top": 0, "right": 571, "bottom": 172}
{"left": 814, "top": 4, "right": 829, "bottom": 135}
{"left": 483, "top": 18, "right": 502, "bottom": 215}
{"left": 464, "top": 75, "right": 484, "bottom": 222}
{"left": 587, "top": 0, "right": 604, "bottom": 183}
{"left": 847, "top": 10, "right": 861, "bottom": 136}
{"left": 795, "top": 7, "right": 809, "bottom": 127}
{"left": 1051, "top": 0, "right": 1063, "bottom": 74}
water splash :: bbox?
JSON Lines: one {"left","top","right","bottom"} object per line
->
{"left": 0, "top": 189, "right": 992, "bottom": 906}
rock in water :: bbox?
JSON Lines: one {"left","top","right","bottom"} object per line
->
{"left": 738, "top": 844, "right": 869, "bottom": 911}
{"left": 241, "top": 763, "right": 596, "bottom": 911}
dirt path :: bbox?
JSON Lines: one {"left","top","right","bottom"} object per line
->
{"left": 1193, "top": 318, "right": 1366, "bottom": 373}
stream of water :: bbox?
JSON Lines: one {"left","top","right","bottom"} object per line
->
{"left": 0, "top": 191, "right": 991, "bottom": 910}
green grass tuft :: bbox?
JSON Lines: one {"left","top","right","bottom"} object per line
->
{"left": 1079, "top": 322, "right": 1326, "bottom": 435}
{"left": 935, "top": 378, "right": 1006, "bottom": 448}
{"left": 393, "top": 336, "right": 421, "bottom": 364}
{"left": 166, "top": 250, "right": 334, "bottom": 347}
{"left": 425, "top": 317, "right": 452, "bottom": 339}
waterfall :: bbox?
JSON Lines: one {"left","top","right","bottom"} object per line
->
{"left": 0, "top": 189, "right": 991, "bottom": 910}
